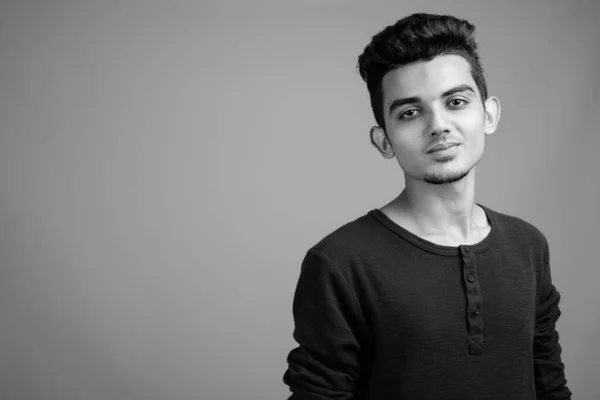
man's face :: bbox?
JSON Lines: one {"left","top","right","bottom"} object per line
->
{"left": 380, "top": 54, "right": 491, "bottom": 184}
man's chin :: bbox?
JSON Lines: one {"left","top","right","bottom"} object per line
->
{"left": 423, "top": 169, "right": 471, "bottom": 185}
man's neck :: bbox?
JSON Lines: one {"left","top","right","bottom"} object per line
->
{"left": 382, "top": 170, "right": 488, "bottom": 244}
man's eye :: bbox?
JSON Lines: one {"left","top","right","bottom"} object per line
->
{"left": 448, "top": 98, "right": 468, "bottom": 108}
{"left": 400, "top": 109, "right": 420, "bottom": 120}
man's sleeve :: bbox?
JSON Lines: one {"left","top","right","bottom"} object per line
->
{"left": 283, "top": 249, "right": 367, "bottom": 400}
{"left": 534, "top": 237, "right": 572, "bottom": 400}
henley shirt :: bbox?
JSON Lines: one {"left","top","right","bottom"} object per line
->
{"left": 283, "top": 204, "right": 571, "bottom": 399}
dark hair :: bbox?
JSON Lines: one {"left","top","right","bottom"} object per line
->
{"left": 357, "top": 13, "right": 488, "bottom": 129}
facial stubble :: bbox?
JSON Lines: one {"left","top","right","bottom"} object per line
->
{"left": 423, "top": 156, "right": 472, "bottom": 185}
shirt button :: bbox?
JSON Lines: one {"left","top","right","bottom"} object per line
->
{"left": 463, "top": 246, "right": 470, "bottom": 252}
{"left": 467, "top": 274, "right": 475, "bottom": 283}
{"left": 473, "top": 307, "right": 481, "bottom": 316}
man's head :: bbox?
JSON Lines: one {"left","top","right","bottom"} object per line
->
{"left": 357, "top": 13, "right": 500, "bottom": 185}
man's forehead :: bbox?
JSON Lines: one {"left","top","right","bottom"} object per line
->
{"left": 382, "top": 54, "right": 476, "bottom": 100}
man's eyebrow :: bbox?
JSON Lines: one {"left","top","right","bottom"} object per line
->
{"left": 441, "top": 84, "right": 476, "bottom": 98}
{"left": 388, "top": 84, "right": 477, "bottom": 116}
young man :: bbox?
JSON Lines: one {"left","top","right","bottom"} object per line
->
{"left": 282, "top": 13, "right": 571, "bottom": 400}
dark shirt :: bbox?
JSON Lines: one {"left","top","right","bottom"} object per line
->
{"left": 283, "top": 204, "right": 571, "bottom": 399}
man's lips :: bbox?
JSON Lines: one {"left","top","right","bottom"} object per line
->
{"left": 427, "top": 142, "right": 460, "bottom": 153}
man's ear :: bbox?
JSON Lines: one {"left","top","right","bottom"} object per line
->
{"left": 370, "top": 126, "right": 395, "bottom": 158}
{"left": 483, "top": 96, "right": 501, "bottom": 135}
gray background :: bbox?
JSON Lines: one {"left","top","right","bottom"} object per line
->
{"left": 0, "top": 0, "right": 598, "bottom": 399}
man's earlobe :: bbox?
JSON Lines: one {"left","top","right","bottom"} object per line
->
{"left": 484, "top": 96, "right": 501, "bottom": 135}
{"left": 370, "top": 126, "right": 395, "bottom": 159}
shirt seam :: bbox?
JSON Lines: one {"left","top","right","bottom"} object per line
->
{"left": 309, "top": 248, "right": 368, "bottom": 334}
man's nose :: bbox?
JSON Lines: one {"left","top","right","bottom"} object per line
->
{"left": 428, "top": 108, "right": 451, "bottom": 136}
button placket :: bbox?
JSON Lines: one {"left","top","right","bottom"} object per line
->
{"left": 460, "top": 246, "right": 484, "bottom": 355}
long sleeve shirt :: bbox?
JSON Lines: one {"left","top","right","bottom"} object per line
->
{"left": 283, "top": 204, "right": 571, "bottom": 399}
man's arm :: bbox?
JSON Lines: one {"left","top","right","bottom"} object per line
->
{"left": 534, "top": 237, "right": 572, "bottom": 400}
{"left": 283, "top": 249, "right": 367, "bottom": 399}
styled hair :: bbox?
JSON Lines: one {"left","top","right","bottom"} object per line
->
{"left": 357, "top": 13, "right": 488, "bottom": 129}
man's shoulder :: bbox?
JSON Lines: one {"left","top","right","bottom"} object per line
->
{"left": 307, "top": 210, "right": 383, "bottom": 261}
{"left": 484, "top": 204, "right": 548, "bottom": 248}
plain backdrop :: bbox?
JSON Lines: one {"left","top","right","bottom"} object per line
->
{"left": 0, "top": 1, "right": 598, "bottom": 399}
